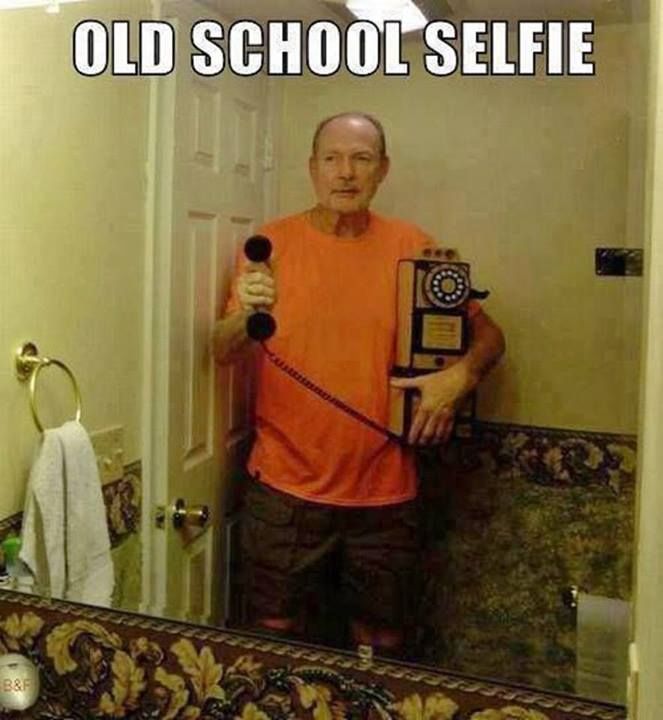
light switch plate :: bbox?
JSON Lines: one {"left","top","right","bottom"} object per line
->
{"left": 595, "top": 247, "right": 644, "bottom": 276}
{"left": 89, "top": 425, "right": 124, "bottom": 485}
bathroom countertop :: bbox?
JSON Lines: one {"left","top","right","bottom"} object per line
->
{"left": 0, "top": 589, "right": 626, "bottom": 720}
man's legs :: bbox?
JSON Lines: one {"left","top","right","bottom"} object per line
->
{"left": 240, "top": 477, "right": 339, "bottom": 639}
{"left": 343, "top": 500, "right": 421, "bottom": 657}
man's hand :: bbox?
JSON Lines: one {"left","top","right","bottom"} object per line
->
{"left": 391, "top": 309, "right": 506, "bottom": 446}
{"left": 211, "top": 261, "right": 276, "bottom": 365}
{"left": 390, "top": 361, "right": 478, "bottom": 446}
{"left": 237, "top": 261, "right": 277, "bottom": 312}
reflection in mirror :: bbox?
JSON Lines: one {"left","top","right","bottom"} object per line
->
{"left": 0, "top": 0, "right": 649, "bottom": 709}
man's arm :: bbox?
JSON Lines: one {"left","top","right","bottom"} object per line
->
{"left": 390, "top": 309, "right": 505, "bottom": 445}
{"left": 212, "top": 309, "right": 252, "bottom": 365}
{"left": 459, "top": 309, "right": 506, "bottom": 390}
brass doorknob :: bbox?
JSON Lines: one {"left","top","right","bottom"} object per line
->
{"left": 172, "top": 498, "right": 210, "bottom": 530}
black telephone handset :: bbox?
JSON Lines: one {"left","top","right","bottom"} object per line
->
{"left": 242, "top": 237, "right": 488, "bottom": 444}
{"left": 244, "top": 235, "right": 277, "bottom": 341}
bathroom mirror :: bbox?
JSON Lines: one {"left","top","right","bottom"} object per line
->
{"left": 0, "top": 0, "right": 649, "bottom": 708}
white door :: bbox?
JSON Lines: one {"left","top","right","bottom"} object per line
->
{"left": 145, "top": 0, "right": 272, "bottom": 625}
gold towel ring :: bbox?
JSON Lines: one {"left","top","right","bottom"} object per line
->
{"left": 15, "top": 342, "right": 82, "bottom": 433}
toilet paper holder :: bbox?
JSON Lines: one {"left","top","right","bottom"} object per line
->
{"left": 562, "top": 585, "right": 587, "bottom": 610}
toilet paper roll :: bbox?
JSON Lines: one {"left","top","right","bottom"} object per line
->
{"left": 575, "top": 592, "right": 631, "bottom": 704}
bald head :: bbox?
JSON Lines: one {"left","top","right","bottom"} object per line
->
{"left": 311, "top": 112, "right": 387, "bottom": 160}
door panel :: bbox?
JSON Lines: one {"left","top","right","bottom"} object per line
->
{"left": 149, "top": 0, "right": 269, "bottom": 625}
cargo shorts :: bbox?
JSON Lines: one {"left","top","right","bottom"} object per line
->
{"left": 240, "top": 476, "right": 421, "bottom": 631}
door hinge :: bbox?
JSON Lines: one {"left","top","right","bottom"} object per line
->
{"left": 263, "top": 133, "right": 274, "bottom": 171}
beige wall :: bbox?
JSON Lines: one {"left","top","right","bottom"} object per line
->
{"left": 0, "top": 5, "right": 647, "bottom": 516}
{"left": 275, "top": 24, "right": 647, "bottom": 434}
{"left": 0, "top": 0, "right": 150, "bottom": 519}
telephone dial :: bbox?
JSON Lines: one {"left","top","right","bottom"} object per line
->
{"left": 242, "top": 235, "right": 488, "bottom": 444}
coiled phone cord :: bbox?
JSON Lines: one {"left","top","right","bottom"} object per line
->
{"left": 260, "top": 343, "right": 405, "bottom": 445}
{"left": 246, "top": 233, "right": 404, "bottom": 444}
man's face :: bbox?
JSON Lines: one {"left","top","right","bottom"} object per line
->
{"left": 309, "top": 116, "right": 390, "bottom": 214}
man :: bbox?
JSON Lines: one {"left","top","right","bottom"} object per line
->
{"left": 213, "top": 112, "right": 505, "bottom": 655}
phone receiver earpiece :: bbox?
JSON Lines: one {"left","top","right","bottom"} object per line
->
{"left": 245, "top": 234, "right": 272, "bottom": 264}
{"left": 244, "top": 235, "right": 277, "bottom": 341}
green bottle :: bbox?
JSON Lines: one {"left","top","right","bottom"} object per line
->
{"left": 1, "top": 536, "right": 22, "bottom": 578}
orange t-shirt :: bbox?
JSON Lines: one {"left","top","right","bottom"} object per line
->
{"left": 227, "top": 212, "right": 477, "bottom": 506}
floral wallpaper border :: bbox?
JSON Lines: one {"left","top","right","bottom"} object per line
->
{"left": 0, "top": 512, "right": 22, "bottom": 544}
{"left": 103, "top": 460, "right": 141, "bottom": 547}
{"left": 0, "top": 590, "right": 626, "bottom": 720}
{"left": 469, "top": 422, "right": 637, "bottom": 493}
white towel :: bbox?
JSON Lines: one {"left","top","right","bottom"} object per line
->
{"left": 19, "top": 431, "right": 66, "bottom": 597}
{"left": 20, "top": 420, "right": 114, "bottom": 606}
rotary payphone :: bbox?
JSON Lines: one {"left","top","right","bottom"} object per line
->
{"left": 243, "top": 237, "right": 488, "bottom": 443}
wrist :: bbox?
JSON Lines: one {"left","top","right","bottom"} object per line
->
{"left": 457, "top": 357, "right": 481, "bottom": 392}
